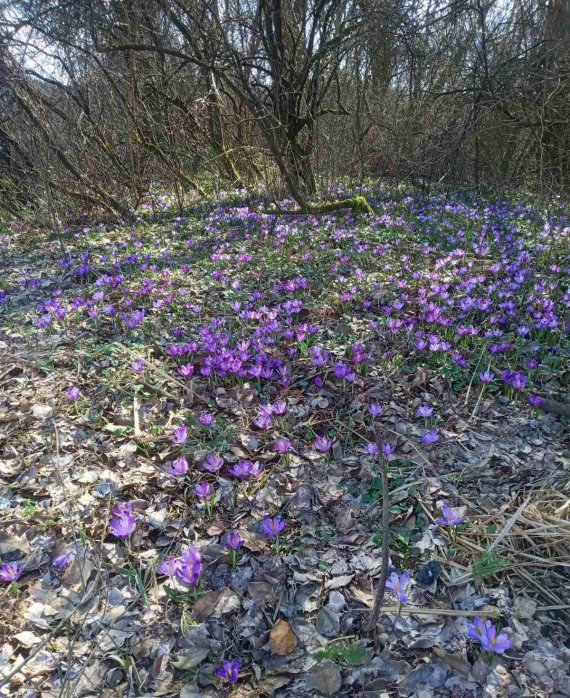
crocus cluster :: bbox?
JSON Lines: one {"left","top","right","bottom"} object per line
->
{"left": 159, "top": 546, "right": 203, "bottom": 588}
{"left": 467, "top": 617, "right": 512, "bottom": 657}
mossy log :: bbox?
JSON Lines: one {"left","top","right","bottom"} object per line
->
{"left": 262, "top": 195, "right": 374, "bottom": 216}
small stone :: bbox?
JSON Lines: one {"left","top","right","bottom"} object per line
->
{"left": 105, "top": 668, "right": 124, "bottom": 688}
{"left": 316, "top": 606, "right": 340, "bottom": 637}
{"left": 306, "top": 661, "right": 342, "bottom": 695}
{"left": 514, "top": 596, "right": 537, "bottom": 620}
{"left": 327, "top": 590, "right": 346, "bottom": 613}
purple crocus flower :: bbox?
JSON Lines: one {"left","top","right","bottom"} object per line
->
{"left": 381, "top": 443, "right": 395, "bottom": 460}
{"left": 130, "top": 359, "right": 145, "bottom": 372}
{"left": 215, "top": 659, "right": 241, "bottom": 684}
{"left": 369, "top": 403, "right": 383, "bottom": 418}
{"left": 172, "top": 425, "right": 188, "bottom": 444}
{"left": 385, "top": 571, "right": 410, "bottom": 604}
{"left": 365, "top": 442, "right": 379, "bottom": 456}
{"left": 435, "top": 503, "right": 466, "bottom": 528}
{"left": 53, "top": 550, "right": 73, "bottom": 569}
{"left": 194, "top": 482, "right": 212, "bottom": 500}
{"left": 203, "top": 453, "right": 224, "bottom": 473}
{"left": 199, "top": 412, "right": 215, "bottom": 426}
{"left": 66, "top": 386, "right": 80, "bottom": 400}
{"left": 421, "top": 429, "right": 439, "bottom": 445}
{"left": 0, "top": 562, "right": 22, "bottom": 582}
{"left": 479, "top": 370, "right": 495, "bottom": 384}
{"left": 467, "top": 617, "right": 511, "bottom": 654}
{"left": 511, "top": 372, "right": 527, "bottom": 390}
{"left": 417, "top": 405, "right": 433, "bottom": 418}
{"left": 310, "top": 346, "right": 331, "bottom": 367}
{"left": 260, "top": 516, "right": 287, "bottom": 537}
{"left": 315, "top": 436, "right": 333, "bottom": 453}
{"left": 272, "top": 400, "right": 287, "bottom": 416}
{"left": 275, "top": 438, "right": 292, "bottom": 453}
{"left": 225, "top": 531, "right": 244, "bottom": 550}
{"left": 528, "top": 394, "right": 543, "bottom": 407}
{"left": 176, "top": 547, "right": 202, "bottom": 587}
{"left": 158, "top": 556, "right": 181, "bottom": 577}
{"left": 178, "top": 363, "right": 194, "bottom": 378}
{"left": 169, "top": 456, "right": 189, "bottom": 476}
{"left": 109, "top": 503, "right": 136, "bottom": 539}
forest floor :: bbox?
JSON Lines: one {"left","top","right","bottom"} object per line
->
{"left": 0, "top": 186, "right": 569, "bottom": 698}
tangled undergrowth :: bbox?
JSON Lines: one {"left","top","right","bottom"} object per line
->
{"left": 0, "top": 185, "right": 568, "bottom": 697}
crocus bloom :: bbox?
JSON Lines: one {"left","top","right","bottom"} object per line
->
{"left": 228, "top": 460, "right": 261, "bottom": 478}
{"left": 381, "top": 443, "right": 395, "bottom": 459}
{"left": 158, "top": 556, "right": 181, "bottom": 577}
{"left": 130, "top": 359, "right": 145, "bottom": 372}
{"left": 215, "top": 659, "right": 241, "bottom": 684}
{"left": 66, "top": 387, "right": 80, "bottom": 400}
{"left": 272, "top": 400, "right": 287, "bottom": 416}
{"left": 275, "top": 438, "right": 292, "bottom": 453}
{"left": 109, "top": 503, "right": 136, "bottom": 539}
{"left": 53, "top": 550, "right": 73, "bottom": 569}
{"left": 0, "top": 562, "right": 22, "bottom": 582}
{"left": 479, "top": 370, "right": 495, "bottom": 384}
{"left": 422, "top": 429, "right": 439, "bottom": 445}
{"left": 176, "top": 547, "right": 202, "bottom": 587}
{"left": 369, "top": 404, "right": 383, "bottom": 418}
{"left": 169, "top": 456, "right": 189, "bottom": 476}
{"left": 417, "top": 405, "right": 433, "bottom": 418}
{"left": 225, "top": 531, "right": 244, "bottom": 550}
{"left": 260, "top": 516, "right": 287, "bottom": 537}
{"left": 511, "top": 372, "right": 527, "bottom": 390}
{"left": 365, "top": 442, "right": 379, "bottom": 456}
{"left": 199, "top": 412, "right": 215, "bottom": 426}
{"left": 315, "top": 436, "right": 333, "bottom": 453}
{"left": 385, "top": 571, "right": 410, "bottom": 603}
{"left": 172, "top": 425, "right": 188, "bottom": 444}
{"left": 194, "top": 482, "right": 212, "bottom": 500}
{"left": 528, "top": 394, "right": 543, "bottom": 407}
{"left": 203, "top": 453, "right": 224, "bottom": 473}
{"left": 467, "top": 617, "right": 511, "bottom": 654}
{"left": 435, "top": 503, "right": 466, "bottom": 528}
{"left": 178, "top": 363, "right": 194, "bottom": 378}
{"left": 310, "top": 347, "right": 330, "bottom": 367}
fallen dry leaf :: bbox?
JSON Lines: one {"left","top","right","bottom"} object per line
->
{"left": 269, "top": 619, "right": 297, "bottom": 656}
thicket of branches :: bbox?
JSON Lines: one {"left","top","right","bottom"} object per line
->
{"left": 1, "top": 0, "right": 569, "bottom": 218}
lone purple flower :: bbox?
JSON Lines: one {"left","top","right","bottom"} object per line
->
{"left": 199, "top": 411, "right": 215, "bottom": 426}
{"left": 109, "top": 503, "right": 136, "bottom": 539}
{"left": 53, "top": 550, "right": 73, "bottom": 569}
{"left": 66, "top": 386, "right": 80, "bottom": 400}
{"left": 314, "top": 436, "right": 333, "bottom": 453}
{"left": 385, "top": 571, "right": 410, "bottom": 604}
{"left": 0, "top": 562, "right": 22, "bottom": 582}
{"left": 381, "top": 442, "right": 395, "bottom": 460}
{"left": 275, "top": 438, "right": 292, "bottom": 453}
{"left": 203, "top": 452, "right": 224, "bottom": 473}
{"left": 436, "top": 503, "right": 466, "bottom": 528}
{"left": 194, "top": 482, "right": 212, "bottom": 500}
{"left": 169, "top": 455, "right": 189, "bottom": 476}
{"left": 467, "top": 617, "right": 511, "bottom": 654}
{"left": 260, "top": 516, "right": 287, "bottom": 538}
{"left": 421, "top": 428, "right": 439, "bottom": 445}
{"left": 215, "top": 659, "right": 241, "bottom": 684}
{"left": 172, "top": 425, "right": 188, "bottom": 444}
{"left": 225, "top": 531, "right": 244, "bottom": 550}
{"left": 369, "top": 403, "right": 383, "bottom": 418}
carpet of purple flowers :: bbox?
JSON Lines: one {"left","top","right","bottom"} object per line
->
{"left": 0, "top": 186, "right": 568, "bottom": 696}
